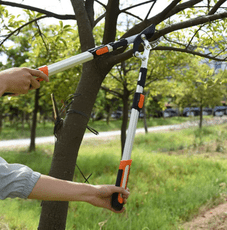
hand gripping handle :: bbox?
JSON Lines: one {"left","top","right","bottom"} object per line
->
{"left": 111, "top": 159, "right": 132, "bottom": 211}
{"left": 2, "top": 66, "right": 48, "bottom": 96}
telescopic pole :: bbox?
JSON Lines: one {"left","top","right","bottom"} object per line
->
{"left": 111, "top": 36, "right": 152, "bottom": 211}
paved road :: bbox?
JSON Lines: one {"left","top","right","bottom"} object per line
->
{"left": 0, "top": 124, "right": 182, "bottom": 149}
{"left": 1, "top": 116, "right": 227, "bottom": 149}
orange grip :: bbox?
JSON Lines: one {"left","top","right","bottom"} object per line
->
{"left": 119, "top": 159, "right": 132, "bottom": 171}
{"left": 96, "top": 46, "right": 109, "bottom": 56}
{"left": 111, "top": 159, "right": 132, "bottom": 211}
{"left": 37, "top": 65, "right": 49, "bottom": 82}
{"left": 118, "top": 160, "right": 132, "bottom": 203}
{"left": 138, "top": 94, "right": 145, "bottom": 109}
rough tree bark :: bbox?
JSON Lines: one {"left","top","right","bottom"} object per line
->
{"left": 199, "top": 104, "right": 203, "bottom": 129}
{"left": 38, "top": 0, "right": 114, "bottom": 229}
{"left": 121, "top": 86, "right": 130, "bottom": 156}
{"left": 29, "top": 88, "right": 40, "bottom": 152}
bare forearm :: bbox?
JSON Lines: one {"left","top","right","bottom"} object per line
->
{"left": 0, "top": 78, "right": 7, "bottom": 97}
{"left": 28, "top": 175, "right": 96, "bottom": 202}
{"left": 28, "top": 174, "right": 130, "bottom": 213}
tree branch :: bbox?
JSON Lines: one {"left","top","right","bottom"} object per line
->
{"left": 193, "top": 5, "right": 227, "bottom": 10}
{"left": 109, "top": 71, "right": 123, "bottom": 84}
{"left": 122, "top": 0, "right": 183, "bottom": 39}
{"left": 163, "top": 35, "right": 187, "bottom": 48}
{"left": 0, "top": 16, "right": 47, "bottom": 46}
{"left": 101, "top": 85, "right": 122, "bottom": 98}
{"left": 186, "top": 25, "right": 204, "bottom": 49}
{"left": 35, "top": 20, "right": 49, "bottom": 54}
{"left": 0, "top": 1, "right": 76, "bottom": 20}
{"left": 208, "top": 0, "right": 227, "bottom": 14}
{"left": 121, "top": 11, "right": 143, "bottom": 21}
{"left": 157, "top": 11, "right": 227, "bottom": 39}
{"left": 85, "top": 0, "right": 95, "bottom": 28}
{"left": 154, "top": 46, "right": 227, "bottom": 62}
{"left": 122, "top": 0, "right": 203, "bottom": 40}
{"left": 70, "top": 0, "right": 94, "bottom": 51}
{"left": 102, "top": 0, "right": 120, "bottom": 43}
{"left": 213, "top": 47, "right": 227, "bottom": 59}
{"left": 109, "top": 9, "right": 227, "bottom": 68}
{"left": 120, "top": 0, "right": 155, "bottom": 13}
{"left": 94, "top": 13, "right": 106, "bottom": 27}
{"left": 145, "top": 0, "right": 157, "bottom": 20}
{"left": 94, "top": 0, "right": 106, "bottom": 9}
{"left": 152, "top": 0, "right": 183, "bottom": 24}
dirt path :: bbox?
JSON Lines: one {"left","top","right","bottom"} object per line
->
{"left": 1, "top": 116, "right": 227, "bottom": 150}
{"left": 183, "top": 202, "right": 227, "bottom": 230}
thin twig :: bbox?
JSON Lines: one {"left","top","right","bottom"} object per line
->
{"left": 0, "top": 16, "right": 47, "bottom": 46}
{"left": 0, "top": 1, "right": 76, "bottom": 20}
{"left": 94, "top": 0, "right": 106, "bottom": 9}
{"left": 120, "top": 0, "right": 156, "bottom": 12}
{"left": 35, "top": 21, "right": 49, "bottom": 54}
{"left": 145, "top": 0, "right": 157, "bottom": 20}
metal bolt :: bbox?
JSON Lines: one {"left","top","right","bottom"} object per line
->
{"left": 135, "top": 51, "right": 140, "bottom": 57}
{"left": 146, "top": 45, "right": 151, "bottom": 50}
{"left": 141, "top": 34, "right": 146, "bottom": 40}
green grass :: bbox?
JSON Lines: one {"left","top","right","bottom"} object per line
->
{"left": 0, "top": 122, "right": 54, "bottom": 140}
{"left": 0, "top": 116, "right": 194, "bottom": 140}
{"left": 1, "top": 124, "right": 227, "bottom": 229}
{"left": 87, "top": 116, "right": 191, "bottom": 132}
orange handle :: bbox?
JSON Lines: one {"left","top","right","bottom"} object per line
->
{"left": 111, "top": 159, "right": 132, "bottom": 211}
{"left": 36, "top": 65, "right": 49, "bottom": 82}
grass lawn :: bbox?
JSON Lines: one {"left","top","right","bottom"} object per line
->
{"left": 1, "top": 124, "right": 227, "bottom": 229}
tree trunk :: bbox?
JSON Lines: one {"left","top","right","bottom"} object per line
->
{"left": 106, "top": 107, "right": 111, "bottom": 125}
{"left": 142, "top": 105, "right": 148, "bottom": 134}
{"left": 143, "top": 91, "right": 149, "bottom": 134}
{"left": 38, "top": 59, "right": 109, "bottom": 230}
{"left": 21, "top": 110, "right": 25, "bottom": 133}
{"left": 199, "top": 105, "right": 203, "bottom": 129}
{"left": 0, "top": 107, "right": 3, "bottom": 133}
{"left": 121, "top": 87, "right": 130, "bottom": 156}
{"left": 29, "top": 88, "right": 39, "bottom": 152}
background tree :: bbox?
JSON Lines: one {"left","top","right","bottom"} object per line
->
{"left": 102, "top": 59, "right": 140, "bottom": 154}
{"left": 0, "top": 9, "right": 82, "bottom": 151}
{"left": 173, "top": 57, "right": 227, "bottom": 128}
{"left": 102, "top": 48, "right": 190, "bottom": 153}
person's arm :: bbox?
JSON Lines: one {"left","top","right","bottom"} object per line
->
{"left": 0, "top": 157, "right": 129, "bottom": 213}
{"left": 0, "top": 67, "right": 49, "bottom": 96}
{"left": 28, "top": 175, "right": 129, "bottom": 213}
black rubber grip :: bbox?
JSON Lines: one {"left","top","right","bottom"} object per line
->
{"left": 111, "top": 169, "right": 124, "bottom": 211}
{"left": 111, "top": 192, "right": 124, "bottom": 211}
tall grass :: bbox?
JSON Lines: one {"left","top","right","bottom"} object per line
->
{"left": 1, "top": 124, "right": 227, "bottom": 229}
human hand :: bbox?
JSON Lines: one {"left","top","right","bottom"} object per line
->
{"left": 88, "top": 185, "right": 130, "bottom": 213}
{"left": 0, "top": 67, "right": 49, "bottom": 96}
